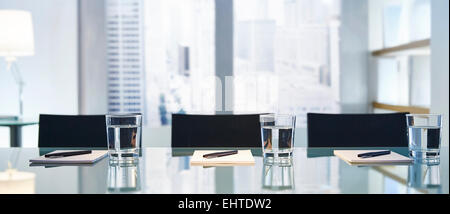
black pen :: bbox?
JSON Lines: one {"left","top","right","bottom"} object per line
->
{"left": 45, "top": 150, "right": 92, "bottom": 158}
{"left": 203, "top": 150, "right": 238, "bottom": 159}
{"left": 357, "top": 150, "right": 390, "bottom": 158}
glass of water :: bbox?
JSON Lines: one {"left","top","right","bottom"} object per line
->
{"left": 406, "top": 114, "right": 442, "bottom": 163}
{"left": 106, "top": 114, "right": 142, "bottom": 163}
{"left": 260, "top": 114, "right": 296, "bottom": 164}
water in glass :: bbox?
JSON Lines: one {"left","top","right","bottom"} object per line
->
{"left": 407, "top": 114, "right": 442, "bottom": 163}
{"left": 260, "top": 114, "right": 295, "bottom": 164}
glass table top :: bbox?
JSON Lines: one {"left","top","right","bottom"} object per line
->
{"left": 0, "top": 146, "right": 448, "bottom": 194}
{"left": 0, "top": 118, "right": 39, "bottom": 126}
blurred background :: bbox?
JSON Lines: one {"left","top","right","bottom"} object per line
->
{"left": 0, "top": 0, "right": 448, "bottom": 147}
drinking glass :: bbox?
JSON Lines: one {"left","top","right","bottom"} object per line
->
{"left": 106, "top": 114, "right": 142, "bottom": 163}
{"left": 406, "top": 114, "right": 442, "bottom": 163}
{"left": 260, "top": 114, "right": 296, "bottom": 164}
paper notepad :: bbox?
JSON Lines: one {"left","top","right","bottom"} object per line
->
{"left": 29, "top": 150, "right": 108, "bottom": 164}
{"left": 190, "top": 150, "right": 255, "bottom": 166}
{"left": 333, "top": 150, "right": 413, "bottom": 165}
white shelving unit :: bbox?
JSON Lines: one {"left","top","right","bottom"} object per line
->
{"left": 369, "top": 0, "right": 431, "bottom": 114}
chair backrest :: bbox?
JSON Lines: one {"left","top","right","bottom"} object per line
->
{"left": 307, "top": 112, "right": 408, "bottom": 147}
{"left": 171, "top": 114, "right": 261, "bottom": 147}
{"left": 38, "top": 114, "right": 107, "bottom": 148}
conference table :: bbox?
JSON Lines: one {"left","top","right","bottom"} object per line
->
{"left": 0, "top": 128, "right": 448, "bottom": 194}
{"left": 0, "top": 118, "right": 39, "bottom": 147}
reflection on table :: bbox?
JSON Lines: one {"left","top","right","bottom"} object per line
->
{"left": 262, "top": 162, "right": 295, "bottom": 192}
{"left": 107, "top": 162, "right": 141, "bottom": 194}
{"left": 408, "top": 162, "right": 442, "bottom": 193}
{"left": 0, "top": 147, "right": 447, "bottom": 194}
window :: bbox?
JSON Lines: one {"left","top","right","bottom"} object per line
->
{"left": 143, "top": 0, "right": 216, "bottom": 126}
{"left": 106, "top": 0, "right": 146, "bottom": 118}
{"left": 106, "top": 0, "right": 341, "bottom": 127}
{"left": 233, "top": 0, "right": 341, "bottom": 126}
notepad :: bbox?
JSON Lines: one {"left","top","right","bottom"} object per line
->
{"left": 333, "top": 150, "right": 413, "bottom": 165}
{"left": 29, "top": 150, "right": 108, "bottom": 164}
{"left": 190, "top": 150, "right": 255, "bottom": 166}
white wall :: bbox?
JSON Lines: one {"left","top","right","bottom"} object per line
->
{"left": 431, "top": 0, "right": 449, "bottom": 146}
{"left": 0, "top": 0, "right": 79, "bottom": 147}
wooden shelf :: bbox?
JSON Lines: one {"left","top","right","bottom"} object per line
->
{"left": 372, "top": 102, "right": 430, "bottom": 114}
{"left": 371, "top": 39, "right": 430, "bottom": 57}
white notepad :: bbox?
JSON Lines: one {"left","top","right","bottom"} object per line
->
{"left": 190, "top": 150, "right": 255, "bottom": 166}
{"left": 29, "top": 150, "right": 108, "bottom": 164}
{"left": 333, "top": 150, "right": 413, "bottom": 165}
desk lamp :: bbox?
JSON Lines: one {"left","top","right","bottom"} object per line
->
{"left": 0, "top": 10, "right": 35, "bottom": 119}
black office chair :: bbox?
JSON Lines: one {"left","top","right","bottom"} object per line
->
{"left": 307, "top": 112, "right": 408, "bottom": 147}
{"left": 38, "top": 114, "right": 107, "bottom": 148}
{"left": 171, "top": 114, "right": 262, "bottom": 147}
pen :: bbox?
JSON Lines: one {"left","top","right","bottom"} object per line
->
{"left": 357, "top": 150, "right": 390, "bottom": 158}
{"left": 203, "top": 150, "right": 238, "bottom": 159}
{"left": 45, "top": 150, "right": 92, "bottom": 158}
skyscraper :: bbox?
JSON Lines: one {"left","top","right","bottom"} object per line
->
{"left": 106, "top": 0, "right": 146, "bottom": 119}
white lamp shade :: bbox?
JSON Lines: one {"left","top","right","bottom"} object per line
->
{"left": 0, "top": 10, "right": 35, "bottom": 57}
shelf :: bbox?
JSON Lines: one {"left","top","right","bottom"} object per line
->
{"left": 371, "top": 39, "right": 430, "bottom": 57}
{"left": 372, "top": 102, "right": 430, "bottom": 114}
